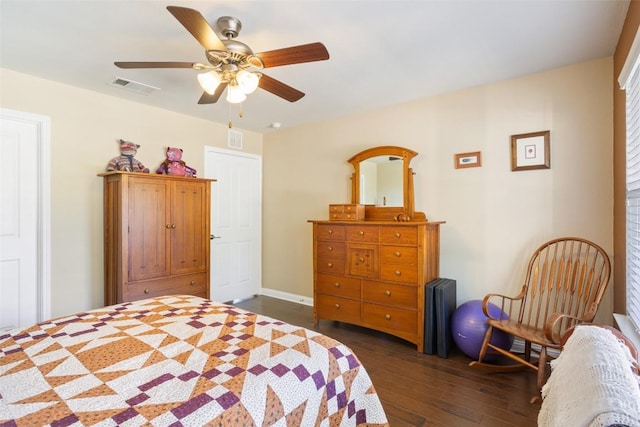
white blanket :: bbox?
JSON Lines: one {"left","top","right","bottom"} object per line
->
{"left": 538, "top": 325, "right": 640, "bottom": 427}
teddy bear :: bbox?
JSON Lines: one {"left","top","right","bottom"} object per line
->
{"left": 156, "top": 147, "right": 197, "bottom": 177}
{"left": 106, "top": 139, "right": 150, "bottom": 173}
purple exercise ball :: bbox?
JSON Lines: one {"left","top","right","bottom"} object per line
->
{"left": 452, "top": 300, "right": 514, "bottom": 361}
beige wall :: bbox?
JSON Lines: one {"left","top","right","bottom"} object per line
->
{"left": 263, "top": 58, "right": 615, "bottom": 323}
{"left": 1, "top": 57, "right": 615, "bottom": 324}
{"left": 0, "top": 68, "right": 263, "bottom": 317}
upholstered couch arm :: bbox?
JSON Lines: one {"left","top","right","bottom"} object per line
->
{"left": 538, "top": 325, "right": 640, "bottom": 427}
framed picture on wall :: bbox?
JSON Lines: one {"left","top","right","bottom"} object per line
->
{"left": 454, "top": 151, "right": 482, "bottom": 169}
{"left": 510, "top": 130, "right": 550, "bottom": 171}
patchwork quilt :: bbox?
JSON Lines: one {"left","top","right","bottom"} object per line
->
{"left": 0, "top": 295, "right": 388, "bottom": 426}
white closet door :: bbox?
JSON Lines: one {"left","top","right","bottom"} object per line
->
{"left": 0, "top": 109, "right": 50, "bottom": 330}
{"left": 204, "top": 146, "right": 261, "bottom": 303}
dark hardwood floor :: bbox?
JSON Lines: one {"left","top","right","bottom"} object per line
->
{"left": 234, "top": 295, "right": 540, "bottom": 427}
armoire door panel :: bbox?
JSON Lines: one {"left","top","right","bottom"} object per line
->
{"left": 171, "top": 181, "right": 208, "bottom": 275}
{"left": 128, "top": 178, "right": 171, "bottom": 282}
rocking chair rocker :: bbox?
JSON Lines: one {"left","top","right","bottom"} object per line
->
{"left": 469, "top": 237, "right": 611, "bottom": 400}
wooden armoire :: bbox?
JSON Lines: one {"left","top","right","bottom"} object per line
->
{"left": 100, "top": 172, "right": 215, "bottom": 305}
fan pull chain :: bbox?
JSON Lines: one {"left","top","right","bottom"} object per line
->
{"left": 227, "top": 103, "right": 244, "bottom": 129}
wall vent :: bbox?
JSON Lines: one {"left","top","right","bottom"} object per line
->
{"left": 228, "top": 129, "right": 243, "bottom": 150}
{"left": 110, "top": 77, "right": 160, "bottom": 95}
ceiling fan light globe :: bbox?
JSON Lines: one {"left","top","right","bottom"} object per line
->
{"left": 227, "top": 84, "right": 247, "bottom": 103}
{"left": 197, "top": 71, "right": 221, "bottom": 95}
{"left": 236, "top": 70, "right": 260, "bottom": 94}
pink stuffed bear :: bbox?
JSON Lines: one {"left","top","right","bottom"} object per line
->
{"left": 106, "top": 139, "right": 149, "bottom": 173}
{"left": 156, "top": 147, "right": 197, "bottom": 177}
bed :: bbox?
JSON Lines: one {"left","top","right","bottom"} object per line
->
{"left": 0, "top": 295, "right": 389, "bottom": 426}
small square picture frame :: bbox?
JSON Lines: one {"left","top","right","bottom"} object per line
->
{"left": 510, "top": 130, "right": 550, "bottom": 171}
{"left": 454, "top": 151, "right": 482, "bottom": 169}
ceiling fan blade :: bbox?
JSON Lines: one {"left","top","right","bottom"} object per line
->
{"left": 114, "top": 61, "right": 196, "bottom": 69}
{"left": 198, "top": 82, "right": 228, "bottom": 104}
{"left": 256, "top": 42, "right": 329, "bottom": 68}
{"left": 259, "top": 74, "right": 305, "bottom": 102}
{"left": 166, "top": 6, "right": 226, "bottom": 51}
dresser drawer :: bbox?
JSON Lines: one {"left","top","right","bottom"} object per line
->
{"left": 380, "top": 246, "right": 417, "bottom": 265}
{"left": 346, "top": 225, "right": 379, "bottom": 243}
{"left": 380, "top": 264, "right": 419, "bottom": 284}
{"left": 317, "top": 241, "right": 345, "bottom": 259}
{"left": 330, "top": 213, "right": 362, "bottom": 221}
{"left": 316, "top": 295, "right": 361, "bottom": 323}
{"left": 316, "top": 273, "right": 360, "bottom": 299}
{"left": 362, "top": 303, "right": 417, "bottom": 334}
{"left": 380, "top": 226, "right": 418, "bottom": 245}
{"left": 362, "top": 281, "right": 417, "bottom": 309}
{"left": 126, "top": 273, "right": 208, "bottom": 302}
{"left": 316, "top": 224, "right": 345, "bottom": 241}
{"left": 317, "top": 257, "right": 345, "bottom": 275}
{"left": 329, "top": 204, "right": 364, "bottom": 221}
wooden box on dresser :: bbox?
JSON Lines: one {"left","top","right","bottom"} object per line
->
{"left": 309, "top": 220, "right": 443, "bottom": 352}
{"left": 100, "top": 171, "right": 215, "bottom": 305}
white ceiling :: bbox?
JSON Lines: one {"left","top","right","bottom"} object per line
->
{"left": 0, "top": 0, "right": 630, "bottom": 133}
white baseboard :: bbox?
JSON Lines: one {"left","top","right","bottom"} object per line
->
{"left": 260, "top": 288, "right": 313, "bottom": 307}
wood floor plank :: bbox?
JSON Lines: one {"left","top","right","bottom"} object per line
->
{"left": 234, "top": 296, "right": 540, "bottom": 427}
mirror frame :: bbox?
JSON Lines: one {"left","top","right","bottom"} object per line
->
{"left": 348, "top": 145, "right": 424, "bottom": 221}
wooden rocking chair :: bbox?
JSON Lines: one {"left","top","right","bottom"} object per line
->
{"left": 469, "top": 237, "right": 611, "bottom": 400}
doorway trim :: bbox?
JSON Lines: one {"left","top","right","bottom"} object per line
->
{"left": 1, "top": 108, "right": 51, "bottom": 323}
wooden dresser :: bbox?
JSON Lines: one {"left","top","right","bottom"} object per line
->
{"left": 100, "top": 172, "right": 214, "bottom": 305}
{"left": 310, "top": 220, "right": 442, "bottom": 352}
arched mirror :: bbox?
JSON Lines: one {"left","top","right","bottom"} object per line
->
{"left": 348, "top": 146, "right": 425, "bottom": 221}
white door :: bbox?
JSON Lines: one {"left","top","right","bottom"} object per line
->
{"left": 0, "top": 109, "right": 50, "bottom": 330}
{"left": 204, "top": 146, "right": 261, "bottom": 303}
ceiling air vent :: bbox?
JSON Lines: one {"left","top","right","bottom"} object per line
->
{"left": 110, "top": 77, "right": 160, "bottom": 95}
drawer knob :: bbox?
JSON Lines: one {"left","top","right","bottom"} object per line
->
{"left": 335, "top": 304, "right": 341, "bottom": 309}
{"left": 359, "top": 257, "right": 365, "bottom": 262}
{"left": 328, "top": 246, "right": 333, "bottom": 251}
{"left": 328, "top": 229, "right": 334, "bottom": 234}
{"left": 359, "top": 231, "right": 364, "bottom": 236}
{"left": 144, "top": 289, "right": 150, "bottom": 294}
{"left": 385, "top": 314, "right": 391, "bottom": 320}
{"left": 394, "top": 251, "right": 401, "bottom": 257}
{"left": 385, "top": 290, "right": 391, "bottom": 296}
{"left": 327, "top": 262, "right": 333, "bottom": 268}
{"left": 395, "top": 232, "right": 401, "bottom": 238}
{"left": 190, "top": 281, "right": 196, "bottom": 286}
{"left": 334, "top": 282, "right": 340, "bottom": 288}
{"left": 395, "top": 270, "right": 401, "bottom": 276}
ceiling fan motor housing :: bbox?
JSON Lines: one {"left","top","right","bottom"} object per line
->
{"left": 216, "top": 16, "right": 242, "bottom": 39}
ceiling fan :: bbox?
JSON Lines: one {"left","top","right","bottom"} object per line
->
{"left": 115, "top": 6, "right": 330, "bottom": 104}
